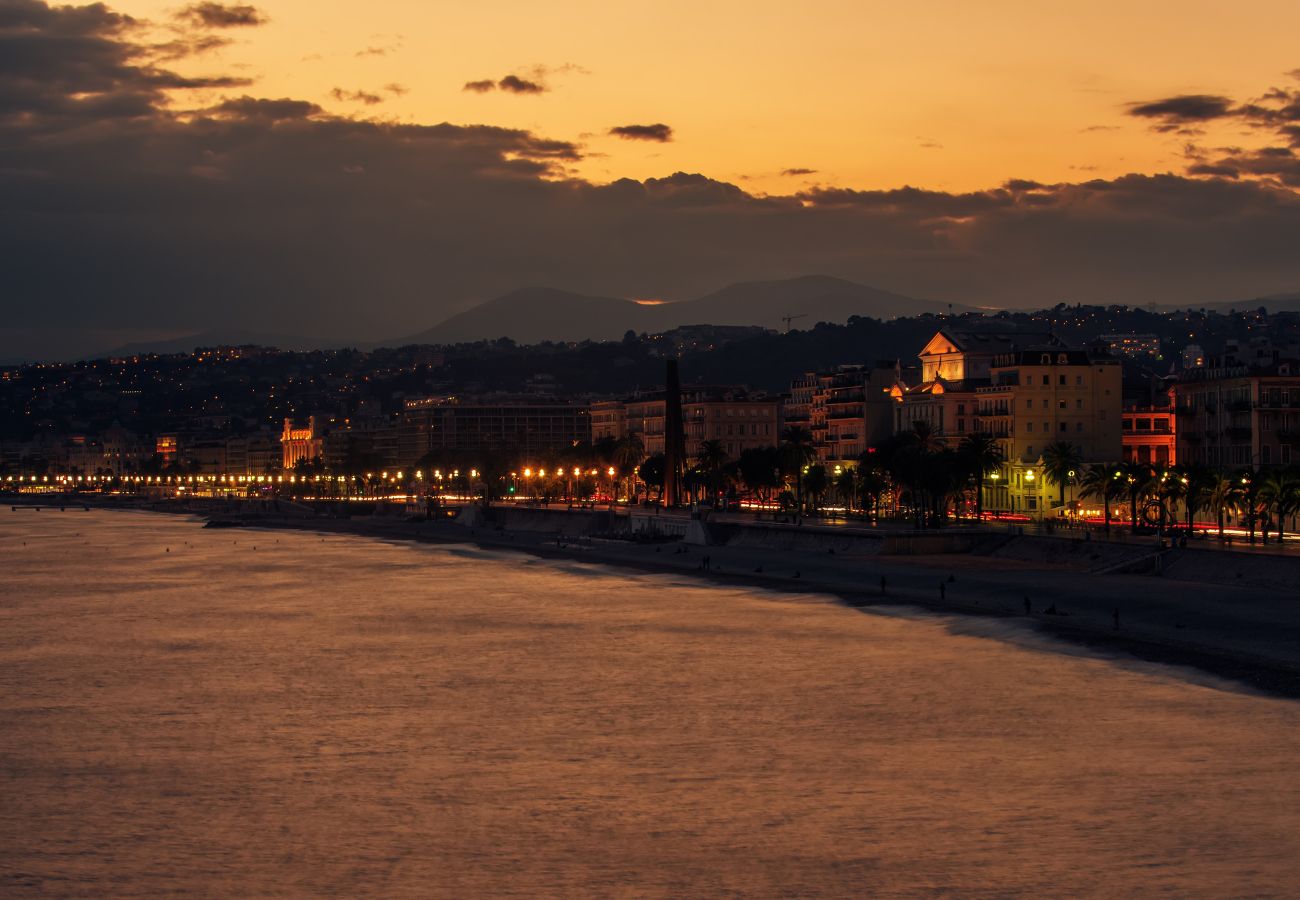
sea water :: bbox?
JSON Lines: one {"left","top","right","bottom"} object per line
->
{"left": 2, "top": 509, "right": 1297, "bottom": 896}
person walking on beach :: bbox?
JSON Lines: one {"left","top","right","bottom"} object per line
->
{"left": 880, "top": 575, "right": 887, "bottom": 596}
{"left": 1023, "top": 596, "right": 1031, "bottom": 615}
{"left": 939, "top": 582, "right": 946, "bottom": 601}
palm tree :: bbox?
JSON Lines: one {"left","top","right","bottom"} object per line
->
{"left": 1239, "top": 469, "right": 1262, "bottom": 543}
{"left": 1120, "top": 462, "right": 1154, "bottom": 530}
{"left": 637, "top": 453, "right": 665, "bottom": 504}
{"left": 613, "top": 433, "right": 645, "bottom": 502}
{"left": 695, "top": 439, "right": 730, "bottom": 504}
{"left": 1041, "top": 441, "right": 1083, "bottom": 512}
{"left": 780, "top": 425, "right": 817, "bottom": 514}
{"left": 1176, "top": 465, "right": 1216, "bottom": 535}
{"left": 737, "top": 446, "right": 782, "bottom": 505}
{"left": 1079, "top": 463, "right": 1124, "bottom": 533}
{"left": 1259, "top": 467, "right": 1300, "bottom": 543}
{"left": 1206, "top": 472, "right": 1242, "bottom": 541}
{"left": 835, "top": 466, "right": 857, "bottom": 512}
{"left": 855, "top": 459, "right": 890, "bottom": 522}
{"left": 803, "top": 464, "right": 829, "bottom": 513}
{"left": 881, "top": 422, "right": 947, "bottom": 528}
{"left": 957, "top": 433, "right": 1004, "bottom": 521}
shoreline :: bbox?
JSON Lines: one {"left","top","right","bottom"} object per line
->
{"left": 8, "top": 497, "right": 1300, "bottom": 699}
{"left": 235, "top": 512, "right": 1300, "bottom": 700}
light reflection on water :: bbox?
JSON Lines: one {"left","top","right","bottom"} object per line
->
{"left": 1, "top": 509, "right": 1298, "bottom": 897}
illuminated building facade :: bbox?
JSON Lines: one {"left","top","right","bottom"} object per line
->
{"left": 895, "top": 331, "right": 1123, "bottom": 515}
{"left": 281, "top": 417, "right": 324, "bottom": 469}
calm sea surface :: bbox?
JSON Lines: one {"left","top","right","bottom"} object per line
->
{"left": 2, "top": 508, "right": 1298, "bottom": 897}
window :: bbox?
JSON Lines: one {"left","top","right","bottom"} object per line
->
{"left": 1076, "top": 399, "right": 1084, "bottom": 410}
{"left": 1284, "top": 445, "right": 1293, "bottom": 465}
{"left": 1025, "top": 398, "right": 1033, "bottom": 410}
{"left": 1262, "top": 445, "right": 1272, "bottom": 465}
{"left": 1059, "top": 375, "right": 1066, "bottom": 385}
{"left": 1026, "top": 422, "right": 1034, "bottom": 432}
{"left": 957, "top": 403, "right": 966, "bottom": 414}
{"left": 1059, "top": 422, "right": 1068, "bottom": 432}
{"left": 1076, "top": 422, "right": 1084, "bottom": 432}
{"left": 1076, "top": 376, "right": 1083, "bottom": 386}
{"left": 1042, "top": 375, "right": 1049, "bottom": 386}
{"left": 1058, "top": 400, "right": 1067, "bottom": 410}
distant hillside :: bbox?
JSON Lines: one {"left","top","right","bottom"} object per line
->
{"left": 94, "top": 330, "right": 351, "bottom": 359}
{"left": 387, "top": 276, "right": 959, "bottom": 346}
{"left": 1158, "top": 291, "right": 1300, "bottom": 314}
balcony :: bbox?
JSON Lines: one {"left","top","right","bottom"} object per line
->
{"left": 1224, "top": 426, "right": 1252, "bottom": 441}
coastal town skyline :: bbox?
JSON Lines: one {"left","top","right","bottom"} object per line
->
{"left": 4, "top": 0, "right": 1300, "bottom": 361}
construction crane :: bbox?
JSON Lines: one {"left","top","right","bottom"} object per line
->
{"left": 781, "top": 313, "right": 807, "bottom": 333}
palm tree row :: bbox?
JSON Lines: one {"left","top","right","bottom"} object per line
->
{"left": 1078, "top": 461, "right": 1300, "bottom": 542}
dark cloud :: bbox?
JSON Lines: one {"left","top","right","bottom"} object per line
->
{"left": 609, "top": 123, "right": 673, "bottom": 142}
{"left": 463, "top": 66, "right": 585, "bottom": 96}
{"left": 177, "top": 3, "right": 266, "bottom": 28}
{"left": 0, "top": 0, "right": 249, "bottom": 129}
{"left": 331, "top": 88, "right": 383, "bottom": 105}
{"left": 3, "top": 1, "right": 1300, "bottom": 361}
{"left": 383, "top": 83, "right": 408, "bottom": 96}
{"left": 1128, "top": 94, "right": 1234, "bottom": 124}
{"left": 211, "top": 96, "right": 322, "bottom": 119}
{"left": 355, "top": 46, "right": 388, "bottom": 57}
{"left": 498, "top": 74, "right": 545, "bottom": 94}
{"left": 781, "top": 168, "right": 816, "bottom": 176}
{"left": 1126, "top": 74, "right": 1300, "bottom": 185}
{"left": 148, "top": 33, "right": 232, "bottom": 61}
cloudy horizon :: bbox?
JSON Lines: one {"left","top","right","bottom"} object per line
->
{"left": 2, "top": 0, "right": 1299, "bottom": 360}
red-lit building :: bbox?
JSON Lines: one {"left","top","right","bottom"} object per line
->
{"left": 1121, "top": 406, "right": 1176, "bottom": 466}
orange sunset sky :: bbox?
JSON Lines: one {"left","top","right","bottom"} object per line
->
{"left": 115, "top": 0, "right": 1300, "bottom": 194}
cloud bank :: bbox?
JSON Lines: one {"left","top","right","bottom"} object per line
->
{"left": 2, "top": 0, "right": 1299, "bottom": 360}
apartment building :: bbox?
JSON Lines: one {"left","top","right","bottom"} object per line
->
{"left": 1172, "top": 366, "right": 1300, "bottom": 469}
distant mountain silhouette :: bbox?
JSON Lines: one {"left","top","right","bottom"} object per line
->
{"left": 666, "top": 275, "right": 968, "bottom": 330}
{"left": 388, "top": 276, "right": 963, "bottom": 346}
{"left": 392, "top": 287, "right": 648, "bottom": 345}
